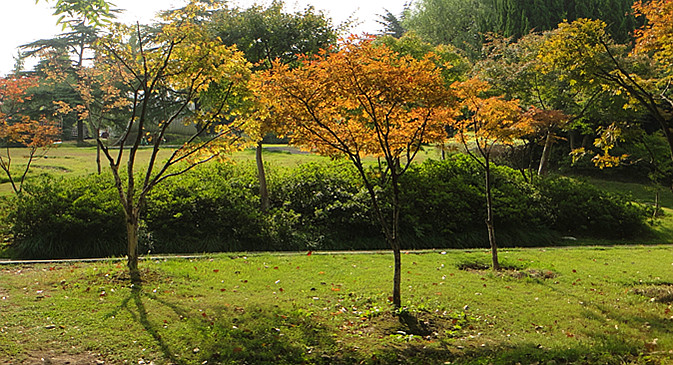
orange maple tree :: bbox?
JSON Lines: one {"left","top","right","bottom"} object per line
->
{"left": 259, "top": 37, "right": 455, "bottom": 308}
{"left": 633, "top": 0, "right": 673, "bottom": 74}
{"left": 0, "top": 76, "right": 60, "bottom": 194}
{"left": 452, "top": 78, "right": 530, "bottom": 270}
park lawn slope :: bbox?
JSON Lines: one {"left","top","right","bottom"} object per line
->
{"left": 1, "top": 246, "right": 673, "bottom": 364}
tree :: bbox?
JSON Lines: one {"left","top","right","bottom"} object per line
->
{"left": 451, "top": 78, "right": 529, "bottom": 270}
{"left": 0, "top": 76, "right": 60, "bottom": 194}
{"left": 481, "top": 0, "right": 637, "bottom": 43}
{"left": 26, "top": 0, "right": 118, "bottom": 143}
{"left": 633, "top": 0, "right": 673, "bottom": 102}
{"left": 259, "top": 38, "right": 454, "bottom": 308}
{"left": 474, "top": 34, "right": 588, "bottom": 178}
{"left": 212, "top": 1, "right": 337, "bottom": 212}
{"left": 93, "top": 1, "right": 256, "bottom": 282}
{"left": 376, "top": 31, "right": 470, "bottom": 86}
{"left": 36, "top": 0, "right": 116, "bottom": 28}
{"left": 45, "top": 52, "right": 131, "bottom": 174}
{"left": 539, "top": 16, "right": 673, "bottom": 173}
{"left": 404, "top": 0, "right": 487, "bottom": 58}
{"left": 376, "top": 7, "right": 408, "bottom": 38}
{"left": 404, "top": 0, "right": 638, "bottom": 59}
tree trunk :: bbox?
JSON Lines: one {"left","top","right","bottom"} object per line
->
{"left": 538, "top": 130, "right": 553, "bottom": 176}
{"left": 654, "top": 189, "right": 661, "bottom": 219}
{"left": 96, "top": 126, "right": 101, "bottom": 174}
{"left": 390, "top": 171, "right": 402, "bottom": 309}
{"left": 126, "top": 209, "right": 141, "bottom": 283}
{"left": 392, "top": 242, "right": 401, "bottom": 308}
{"left": 77, "top": 120, "right": 85, "bottom": 145}
{"left": 352, "top": 161, "right": 403, "bottom": 310}
{"left": 256, "top": 142, "right": 270, "bottom": 213}
{"left": 484, "top": 158, "right": 500, "bottom": 271}
{"left": 568, "top": 130, "right": 576, "bottom": 152}
{"left": 581, "top": 134, "right": 592, "bottom": 149}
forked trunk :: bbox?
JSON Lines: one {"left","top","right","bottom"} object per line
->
{"left": 256, "top": 142, "right": 270, "bottom": 213}
{"left": 484, "top": 159, "right": 500, "bottom": 271}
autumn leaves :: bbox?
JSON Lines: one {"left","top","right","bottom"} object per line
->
{"left": 0, "top": 76, "right": 60, "bottom": 194}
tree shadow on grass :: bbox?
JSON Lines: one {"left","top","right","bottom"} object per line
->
{"left": 100, "top": 279, "right": 673, "bottom": 365}
{"left": 107, "top": 285, "right": 339, "bottom": 364}
{"left": 110, "top": 285, "right": 182, "bottom": 364}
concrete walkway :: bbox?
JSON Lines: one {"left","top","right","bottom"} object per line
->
{"left": 0, "top": 249, "right": 450, "bottom": 265}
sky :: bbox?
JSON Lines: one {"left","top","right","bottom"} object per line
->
{"left": 0, "top": 0, "right": 410, "bottom": 76}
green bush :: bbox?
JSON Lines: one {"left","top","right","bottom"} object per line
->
{"left": 399, "top": 155, "right": 556, "bottom": 248}
{"left": 269, "top": 161, "right": 381, "bottom": 250}
{"left": 10, "top": 174, "right": 126, "bottom": 259}
{"left": 143, "top": 162, "right": 271, "bottom": 253}
{"left": 538, "top": 176, "right": 649, "bottom": 238}
{"left": 3, "top": 154, "right": 651, "bottom": 259}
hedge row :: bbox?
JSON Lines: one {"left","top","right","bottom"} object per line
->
{"left": 5, "top": 154, "right": 650, "bottom": 259}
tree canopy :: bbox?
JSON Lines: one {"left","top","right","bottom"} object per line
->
{"left": 258, "top": 37, "right": 455, "bottom": 307}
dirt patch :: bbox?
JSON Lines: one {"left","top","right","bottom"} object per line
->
{"left": 458, "top": 262, "right": 491, "bottom": 271}
{"left": 458, "top": 263, "right": 557, "bottom": 280}
{"left": 632, "top": 284, "right": 673, "bottom": 303}
{"left": 351, "top": 310, "right": 469, "bottom": 340}
{"left": 507, "top": 269, "right": 558, "bottom": 280}
{"left": 10, "top": 352, "right": 103, "bottom": 365}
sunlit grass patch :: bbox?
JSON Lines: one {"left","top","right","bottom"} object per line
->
{"left": 1, "top": 247, "right": 673, "bottom": 363}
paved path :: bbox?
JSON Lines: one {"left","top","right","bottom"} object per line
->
{"left": 0, "top": 249, "right": 451, "bottom": 265}
{"left": 2, "top": 245, "right": 667, "bottom": 265}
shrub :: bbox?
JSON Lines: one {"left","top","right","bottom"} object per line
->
{"left": 399, "top": 155, "right": 556, "bottom": 248}
{"left": 143, "top": 162, "right": 270, "bottom": 253}
{"left": 3, "top": 154, "right": 651, "bottom": 259}
{"left": 10, "top": 174, "right": 126, "bottom": 259}
{"left": 269, "top": 161, "right": 381, "bottom": 250}
{"left": 538, "top": 176, "right": 649, "bottom": 238}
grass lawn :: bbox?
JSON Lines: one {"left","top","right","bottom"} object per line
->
{"left": 2, "top": 246, "right": 673, "bottom": 364}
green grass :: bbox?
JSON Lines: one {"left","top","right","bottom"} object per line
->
{"left": 585, "top": 177, "right": 673, "bottom": 210}
{"left": 2, "top": 247, "right": 673, "bottom": 364}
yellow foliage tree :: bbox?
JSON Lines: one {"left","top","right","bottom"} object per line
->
{"left": 92, "top": 0, "right": 256, "bottom": 282}
{"left": 539, "top": 12, "right": 673, "bottom": 170}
